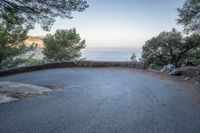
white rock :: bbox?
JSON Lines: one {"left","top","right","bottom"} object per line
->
{"left": 184, "top": 77, "right": 189, "bottom": 81}
{"left": 0, "top": 94, "right": 17, "bottom": 104}
{"left": 161, "top": 64, "right": 176, "bottom": 73}
{"left": 0, "top": 81, "right": 51, "bottom": 94}
{"left": 0, "top": 81, "right": 51, "bottom": 104}
{"left": 169, "top": 69, "right": 182, "bottom": 76}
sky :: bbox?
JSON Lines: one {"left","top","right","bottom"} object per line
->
{"left": 28, "top": 0, "right": 185, "bottom": 48}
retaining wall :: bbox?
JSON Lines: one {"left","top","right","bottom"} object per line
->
{"left": 0, "top": 61, "right": 145, "bottom": 77}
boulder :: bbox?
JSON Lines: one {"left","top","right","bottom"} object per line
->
{"left": 0, "top": 81, "right": 52, "bottom": 104}
{"left": 168, "top": 68, "right": 182, "bottom": 76}
{"left": 161, "top": 64, "right": 176, "bottom": 73}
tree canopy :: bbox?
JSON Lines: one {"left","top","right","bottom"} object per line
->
{"left": 0, "top": 19, "right": 34, "bottom": 68}
{"left": 177, "top": 0, "right": 200, "bottom": 33}
{"left": 43, "top": 28, "right": 86, "bottom": 62}
{"left": 141, "top": 29, "right": 200, "bottom": 68}
{"left": 0, "top": 0, "right": 89, "bottom": 31}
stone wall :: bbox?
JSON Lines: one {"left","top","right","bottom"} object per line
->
{"left": 0, "top": 61, "right": 145, "bottom": 77}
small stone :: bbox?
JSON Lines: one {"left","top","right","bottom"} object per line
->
{"left": 184, "top": 77, "right": 189, "bottom": 81}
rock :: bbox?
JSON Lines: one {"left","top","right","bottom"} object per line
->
{"left": 169, "top": 69, "right": 182, "bottom": 76}
{"left": 0, "top": 81, "right": 51, "bottom": 94}
{"left": 0, "top": 93, "right": 17, "bottom": 104}
{"left": 184, "top": 77, "right": 189, "bottom": 81}
{"left": 161, "top": 64, "right": 176, "bottom": 73}
{"left": 0, "top": 81, "right": 52, "bottom": 103}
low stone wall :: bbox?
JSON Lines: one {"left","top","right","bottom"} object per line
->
{"left": 0, "top": 61, "right": 145, "bottom": 77}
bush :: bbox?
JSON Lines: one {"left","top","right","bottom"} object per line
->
{"left": 141, "top": 29, "right": 200, "bottom": 68}
{"left": 130, "top": 52, "right": 137, "bottom": 61}
{"left": 43, "top": 28, "right": 86, "bottom": 62}
{"left": 0, "top": 57, "right": 42, "bottom": 70}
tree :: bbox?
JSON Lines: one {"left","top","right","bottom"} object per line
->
{"left": 130, "top": 52, "right": 137, "bottom": 61}
{"left": 0, "top": 19, "right": 34, "bottom": 69}
{"left": 0, "top": 0, "right": 89, "bottom": 31}
{"left": 141, "top": 29, "right": 200, "bottom": 68}
{"left": 177, "top": 0, "right": 200, "bottom": 33}
{"left": 43, "top": 28, "right": 86, "bottom": 62}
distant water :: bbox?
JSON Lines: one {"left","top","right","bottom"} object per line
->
{"left": 29, "top": 47, "right": 142, "bottom": 61}
{"left": 81, "top": 47, "right": 142, "bottom": 61}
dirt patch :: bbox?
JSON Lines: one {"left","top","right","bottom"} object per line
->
{"left": 134, "top": 69, "right": 197, "bottom": 87}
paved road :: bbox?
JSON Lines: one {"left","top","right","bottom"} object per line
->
{"left": 0, "top": 68, "right": 200, "bottom": 133}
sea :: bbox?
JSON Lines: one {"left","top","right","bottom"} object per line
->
{"left": 29, "top": 47, "right": 142, "bottom": 61}
{"left": 81, "top": 47, "right": 142, "bottom": 61}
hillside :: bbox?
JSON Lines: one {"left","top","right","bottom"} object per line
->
{"left": 24, "top": 36, "right": 44, "bottom": 48}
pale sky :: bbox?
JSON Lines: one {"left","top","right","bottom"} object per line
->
{"left": 28, "top": 0, "right": 184, "bottom": 48}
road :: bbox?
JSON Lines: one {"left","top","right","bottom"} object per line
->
{"left": 0, "top": 68, "right": 200, "bottom": 133}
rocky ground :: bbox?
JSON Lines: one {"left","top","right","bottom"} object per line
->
{"left": 0, "top": 82, "right": 51, "bottom": 104}
{"left": 155, "top": 65, "right": 200, "bottom": 87}
{"left": 180, "top": 66, "right": 200, "bottom": 86}
{"left": 139, "top": 66, "right": 200, "bottom": 91}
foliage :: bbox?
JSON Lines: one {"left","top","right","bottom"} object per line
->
{"left": 0, "top": 0, "right": 88, "bottom": 69}
{"left": 130, "top": 52, "right": 137, "bottom": 61}
{"left": 43, "top": 28, "right": 86, "bottom": 62}
{"left": 188, "top": 47, "right": 200, "bottom": 65}
{"left": 1, "top": 56, "right": 42, "bottom": 70}
{"left": 0, "top": 0, "right": 89, "bottom": 31}
{"left": 177, "top": 0, "right": 200, "bottom": 33}
{"left": 141, "top": 29, "right": 200, "bottom": 68}
{"left": 24, "top": 58, "right": 42, "bottom": 66}
{"left": 0, "top": 20, "right": 35, "bottom": 69}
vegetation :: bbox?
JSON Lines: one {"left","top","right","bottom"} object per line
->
{"left": 130, "top": 52, "right": 137, "bottom": 61}
{"left": 141, "top": 29, "right": 200, "bottom": 68}
{"left": 0, "top": 0, "right": 89, "bottom": 31}
{"left": 0, "top": 0, "right": 88, "bottom": 70}
{"left": 43, "top": 28, "right": 86, "bottom": 62}
{"left": 0, "top": 19, "right": 35, "bottom": 69}
{"left": 2, "top": 57, "right": 42, "bottom": 69}
{"left": 177, "top": 0, "right": 200, "bottom": 33}
{"left": 139, "top": 0, "right": 200, "bottom": 69}
{"left": 0, "top": 0, "right": 199, "bottom": 70}
{"left": 23, "top": 58, "right": 42, "bottom": 66}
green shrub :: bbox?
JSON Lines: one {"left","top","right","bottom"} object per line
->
{"left": 43, "top": 28, "right": 86, "bottom": 62}
{"left": 141, "top": 29, "right": 200, "bottom": 68}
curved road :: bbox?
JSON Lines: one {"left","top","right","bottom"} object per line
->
{"left": 0, "top": 68, "right": 200, "bottom": 133}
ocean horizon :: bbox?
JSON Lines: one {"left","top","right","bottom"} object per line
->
{"left": 81, "top": 47, "right": 142, "bottom": 61}
{"left": 30, "top": 47, "right": 142, "bottom": 61}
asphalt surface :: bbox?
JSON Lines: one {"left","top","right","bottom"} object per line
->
{"left": 0, "top": 68, "right": 200, "bottom": 133}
